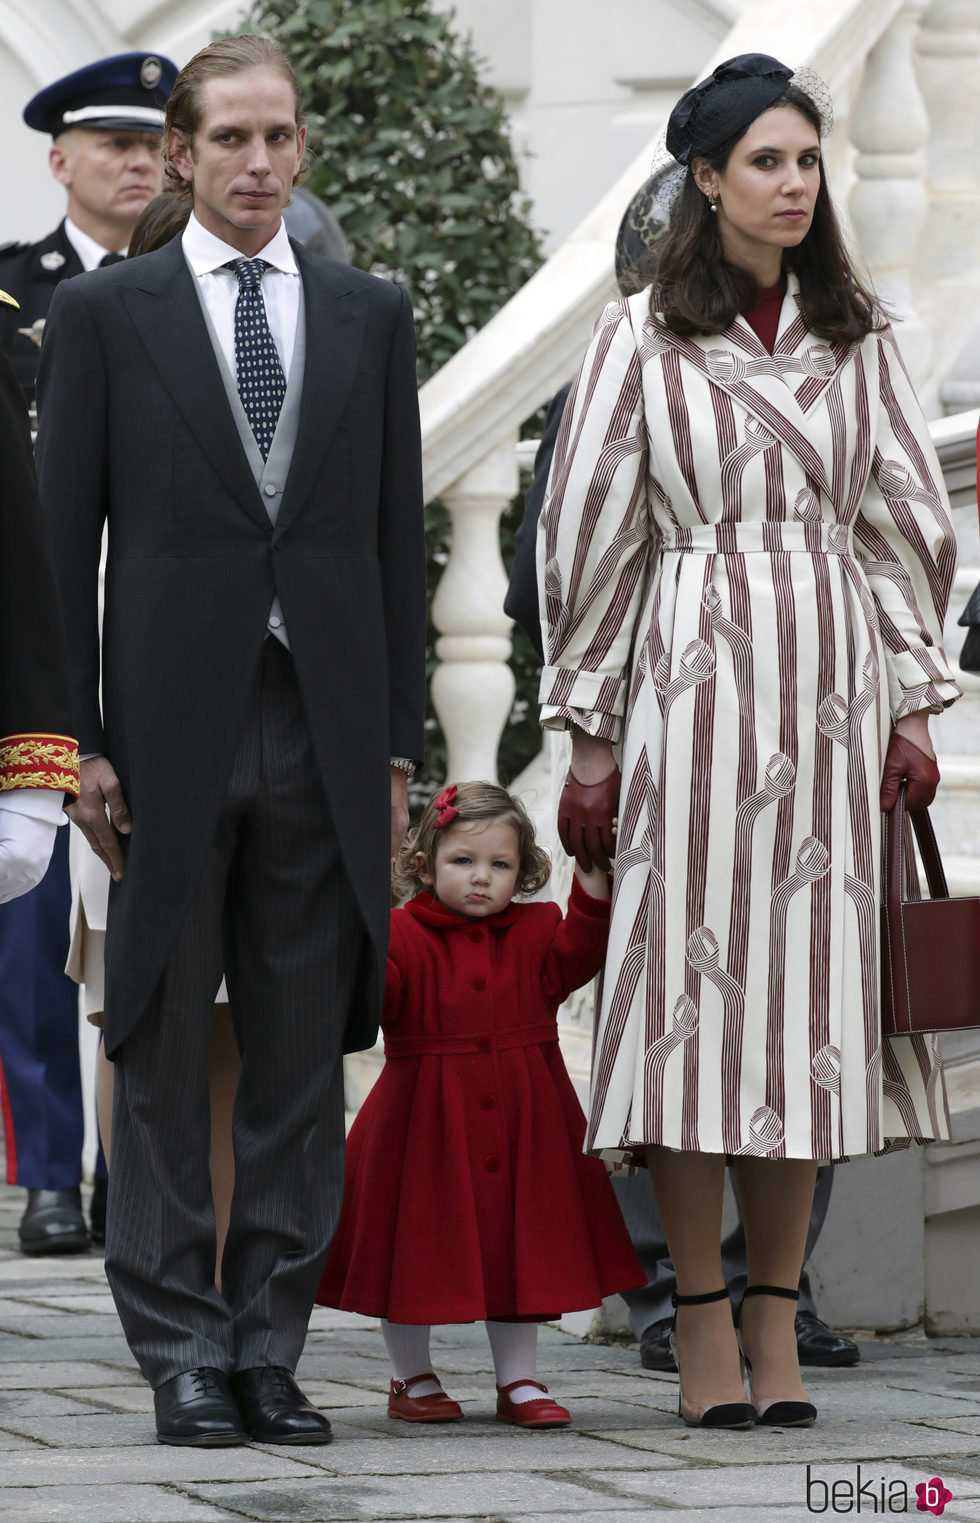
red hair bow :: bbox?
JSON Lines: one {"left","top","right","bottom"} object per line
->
{"left": 434, "top": 784, "right": 459, "bottom": 829}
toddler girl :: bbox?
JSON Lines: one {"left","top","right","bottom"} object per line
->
{"left": 318, "top": 780, "right": 643, "bottom": 1428}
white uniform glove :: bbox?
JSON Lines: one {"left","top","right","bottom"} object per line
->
{"left": 0, "top": 788, "right": 66, "bottom": 903}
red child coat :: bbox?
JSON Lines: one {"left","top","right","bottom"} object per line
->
{"left": 318, "top": 876, "right": 645, "bottom": 1323}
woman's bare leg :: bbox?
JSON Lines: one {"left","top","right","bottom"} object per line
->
{"left": 646, "top": 1147, "right": 746, "bottom": 1413}
{"left": 96, "top": 1039, "right": 114, "bottom": 1168}
{"left": 207, "top": 1004, "right": 240, "bottom": 1289}
{"left": 97, "top": 1006, "right": 241, "bottom": 1292}
{"left": 732, "top": 1157, "right": 818, "bottom": 1407}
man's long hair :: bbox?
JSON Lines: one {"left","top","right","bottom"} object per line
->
{"left": 162, "top": 34, "right": 307, "bottom": 201}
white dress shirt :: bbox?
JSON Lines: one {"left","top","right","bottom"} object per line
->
{"left": 181, "top": 212, "right": 300, "bottom": 384}
{"left": 64, "top": 217, "right": 125, "bottom": 271}
{"left": 182, "top": 214, "right": 300, "bottom": 648}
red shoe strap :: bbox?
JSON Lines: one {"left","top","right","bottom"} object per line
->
{"left": 391, "top": 1372, "right": 442, "bottom": 1396}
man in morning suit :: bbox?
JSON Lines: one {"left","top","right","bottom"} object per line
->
{"left": 36, "top": 34, "right": 426, "bottom": 1447}
{"left": 0, "top": 51, "right": 176, "bottom": 1258}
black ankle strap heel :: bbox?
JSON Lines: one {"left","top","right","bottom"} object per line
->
{"left": 671, "top": 1287, "right": 732, "bottom": 1307}
{"left": 737, "top": 1285, "right": 816, "bottom": 1429}
{"left": 669, "top": 1287, "right": 755, "bottom": 1431}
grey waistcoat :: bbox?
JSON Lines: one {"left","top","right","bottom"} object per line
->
{"left": 190, "top": 272, "right": 307, "bottom": 648}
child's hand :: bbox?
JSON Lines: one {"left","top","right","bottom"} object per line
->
{"left": 573, "top": 817, "right": 615, "bottom": 899}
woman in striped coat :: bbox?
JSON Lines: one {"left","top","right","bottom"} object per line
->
{"left": 537, "top": 55, "right": 960, "bottom": 1430}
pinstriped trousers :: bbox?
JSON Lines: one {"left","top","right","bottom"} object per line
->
{"left": 105, "top": 640, "right": 361, "bottom": 1387}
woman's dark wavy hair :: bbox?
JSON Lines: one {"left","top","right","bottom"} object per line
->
{"left": 647, "top": 86, "right": 887, "bottom": 344}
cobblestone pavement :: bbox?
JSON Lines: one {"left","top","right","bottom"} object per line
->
{"left": 2, "top": 1177, "right": 980, "bottom": 1522}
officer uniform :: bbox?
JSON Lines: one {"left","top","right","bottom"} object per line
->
{"left": 0, "top": 227, "right": 83, "bottom": 401}
{"left": 0, "top": 51, "right": 175, "bottom": 1253}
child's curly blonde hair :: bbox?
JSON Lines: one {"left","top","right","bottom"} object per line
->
{"left": 392, "top": 780, "right": 551, "bottom": 903}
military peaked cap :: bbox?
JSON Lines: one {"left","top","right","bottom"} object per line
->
{"left": 24, "top": 51, "right": 178, "bottom": 138}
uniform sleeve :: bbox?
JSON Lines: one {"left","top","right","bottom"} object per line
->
{"left": 0, "top": 312, "right": 78, "bottom": 796}
{"left": 540, "top": 877, "right": 611, "bottom": 1005}
{"left": 537, "top": 301, "right": 652, "bottom": 743}
{"left": 854, "top": 329, "right": 961, "bottom": 718}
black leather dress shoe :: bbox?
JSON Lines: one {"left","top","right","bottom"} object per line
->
{"left": 18, "top": 1188, "right": 89, "bottom": 1255}
{"left": 89, "top": 1177, "right": 107, "bottom": 1246}
{"left": 154, "top": 1368, "right": 245, "bottom": 1446}
{"left": 230, "top": 1367, "right": 332, "bottom": 1445}
{"left": 796, "top": 1311, "right": 860, "bottom": 1367}
{"left": 638, "top": 1317, "right": 677, "bottom": 1372}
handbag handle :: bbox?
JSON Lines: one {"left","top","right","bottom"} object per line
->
{"left": 883, "top": 783, "right": 949, "bottom": 912}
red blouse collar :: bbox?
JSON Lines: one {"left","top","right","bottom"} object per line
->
{"left": 404, "top": 892, "right": 522, "bottom": 930}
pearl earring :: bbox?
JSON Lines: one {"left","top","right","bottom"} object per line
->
{"left": 708, "top": 195, "right": 717, "bottom": 213}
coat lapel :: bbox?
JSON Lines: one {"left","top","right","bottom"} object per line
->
{"left": 277, "top": 242, "right": 368, "bottom": 533}
{"left": 119, "top": 240, "right": 269, "bottom": 531}
{"left": 649, "top": 276, "right": 854, "bottom": 502}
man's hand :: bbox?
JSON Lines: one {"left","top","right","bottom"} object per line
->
{"left": 390, "top": 767, "right": 410, "bottom": 869}
{"left": 67, "top": 755, "right": 131, "bottom": 881}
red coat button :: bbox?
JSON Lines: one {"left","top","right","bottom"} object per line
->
{"left": 484, "top": 1154, "right": 501, "bottom": 1172}
{"left": 467, "top": 928, "right": 482, "bottom": 943}
{"left": 480, "top": 1094, "right": 495, "bottom": 1111}
{"left": 472, "top": 976, "right": 487, "bottom": 991}
{"left": 476, "top": 1035, "right": 492, "bottom": 1053}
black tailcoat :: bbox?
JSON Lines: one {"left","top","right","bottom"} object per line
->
{"left": 35, "top": 236, "right": 426, "bottom": 1054}
{"left": 0, "top": 223, "right": 83, "bottom": 399}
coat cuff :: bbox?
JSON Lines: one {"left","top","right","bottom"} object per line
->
{"left": 568, "top": 874, "right": 612, "bottom": 918}
{"left": 887, "top": 647, "right": 961, "bottom": 718}
{"left": 0, "top": 734, "right": 79, "bottom": 797}
{"left": 539, "top": 666, "right": 626, "bottom": 742}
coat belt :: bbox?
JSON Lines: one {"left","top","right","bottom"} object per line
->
{"left": 384, "top": 1020, "right": 558, "bottom": 1058}
{"left": 659, "top": 523, "right": 856, "bottom": 556}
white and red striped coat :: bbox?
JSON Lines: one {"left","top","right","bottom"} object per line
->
{"left": 538, "top": 278, "right": 960, "bottom": 1160}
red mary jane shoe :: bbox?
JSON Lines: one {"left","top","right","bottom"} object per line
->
{"left": 495, "top": 1379, "right": 571, "bottom": 1429}
{"left": 387, "top": 1373, "right": 463, "bottom": 1423}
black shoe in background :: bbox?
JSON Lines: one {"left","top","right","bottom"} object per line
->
{"left": 796, "top": 1310, "right": 860, "bottom": 1366}
{"left": 18, "top": 1188, "right": 89, "bottom": 1255}
{"left": 230, "top": 1366, "right": 332, "bottom": 1444}
{"left": 154, "top": 1368, "right": 245, "bottom": 1446}
{"left": 638, "top": 1316, "right": 677, "bottom": 1372}
{"left": 89, "top": 1176, "right": 107, "bottom": 1245}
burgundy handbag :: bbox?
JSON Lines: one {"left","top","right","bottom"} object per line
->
{"left": 880, "top": 784, "right": 980, "bottom": 1037}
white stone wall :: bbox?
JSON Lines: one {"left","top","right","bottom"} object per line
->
{"left": 0, "top": 0, "right": 249, "bottom": 246}
{"left": 0, "top": 0, "right": 735, "bottom": 250}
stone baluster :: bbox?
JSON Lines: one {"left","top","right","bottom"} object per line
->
{"left": 849, "top": 1, "right": 931, "bottom": 382}
{"left": 916, "top": 0, "right": 980, "bottom": 279}
{"left": 431, "top": 437, "right": 518, "bottom": 783}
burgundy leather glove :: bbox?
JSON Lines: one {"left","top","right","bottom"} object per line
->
{"left": 880, "top": 733, "right": 940, "bottom": 813}
{"left": 558, "top": 767, "right": 621, "bottom": 872}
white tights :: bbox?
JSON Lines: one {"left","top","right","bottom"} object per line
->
{"left": 381, "top": 1319, "right": 542, "bottom": 1403}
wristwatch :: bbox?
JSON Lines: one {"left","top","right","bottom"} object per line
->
{"left": 390, "top": 757, "right": 417, "bottom": 777}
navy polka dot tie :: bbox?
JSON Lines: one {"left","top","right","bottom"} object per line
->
{"left": 225, "top": 258, "right": 286, "bottom": 460}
